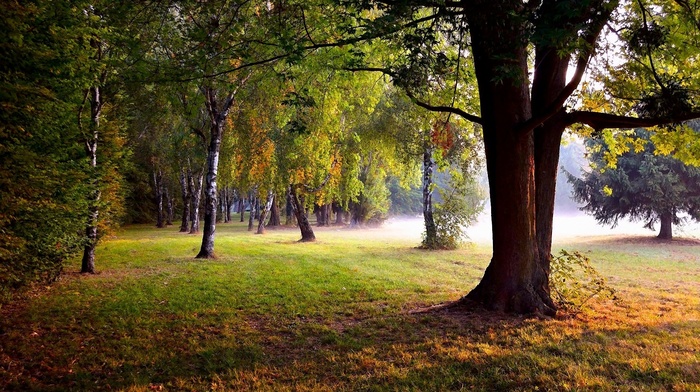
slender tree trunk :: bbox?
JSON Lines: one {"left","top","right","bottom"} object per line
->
{"left": 81, "top": 85, "right": 102, "bottom": 274}
{"left": 256, "top": 190, "right": 274, "bottom": 234}
{"left": 254, "top": 197, "right": 261, "bottom": 220}
{"left": 285, "top": 191, "right": 294, "bottom": 225}
{"left": 334, "top": 202, "right": 344, "bottom": 225}
{"left": 462, "top": 5, "right": 555, "bottom": 315}
{"left": 315, "top": 205, "right": 324, "bottom": 226}
{"left": 290, "top": 187, "right": 315, "bottom": 241}
{"left": 239, "top": 198, "right": 245, "bottom": 222}
{"left": 196, "top": 117, "right": 225, "bottom": 258}
{"left": 350, "top": 201, "right": 363, "bottom": 227}
{"left": 422, "top": 145, "right": 437, "bottom": 248}
{"left": 323, "top": 204, "right": 331, "bottom": 226}
{"left": 165, "top": 186, "right": 174, "bottom": 226}
{"left": 267, "top": 196, "right": 281, "bottom": 227}
{"left": 179, "top": 168, "right": 191, "bottom": 232}
{"left": 248, "top": 195, "right": 256, "bottom": 231}
{"left": 217, "top": 188, "right": 224, "bottom": 223}
{"left": 154, "top": 169, "right": 165, "bottom": 228}
{"left": 189, "top": 168, "right": 204, "bottom": 234}
{"left": 658, "top": 212, "right": 673, "bottom": 239}
{"left": 221, "top": 188, "right": 228, "bottom": 223}
{"left": 225, "top": 188, "right": 234, "bottom": 223}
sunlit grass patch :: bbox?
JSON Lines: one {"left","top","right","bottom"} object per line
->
{"left": 1, "top": 222, "right": 699, "bottom": 391}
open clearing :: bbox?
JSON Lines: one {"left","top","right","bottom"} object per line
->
{"left": 1, "top": 218, "right": 699, "bottom": 391}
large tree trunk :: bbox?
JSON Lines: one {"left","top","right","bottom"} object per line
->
{"left": 179, "top": 168, "right": 191, "bottom": 232}
{"left": 256, "top": 190, "right": 274, "bottom": 234}
{"left": 463, "top": 4, "right": 555, "bottom": 315}
{"left": 658, "top": 212, "right": 673, "bottom": 239}
{"left": 531, "top": 42, "right": 571, "bottom": 313}
{"left": 81, "top": 85, "right": 102, "bottom": 274}
{"left": 421, "top": 145, "right": 437, "bottom": 248}
{"left": 290, "top": 187, "right": 315, "bottom": 241}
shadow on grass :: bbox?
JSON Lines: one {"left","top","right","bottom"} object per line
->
{"left": 2, "top": 299, "right": 698, "bottom": 391}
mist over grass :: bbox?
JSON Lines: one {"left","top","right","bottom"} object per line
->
{"left": 385, "top": 208, "right": 700, "bottom": 246}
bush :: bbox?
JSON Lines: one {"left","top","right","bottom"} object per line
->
{"left": 550, "top": 250, "right": 617, "bottom": 311}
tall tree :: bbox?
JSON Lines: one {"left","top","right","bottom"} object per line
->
{"left": 568, "top": 128, "right": 700, "bottom": 239}
{"left": 330, "top": 0, "right": 700, "bottom": 314}
{"left": 75, "top": 2, "right": 132, "bottom": 274}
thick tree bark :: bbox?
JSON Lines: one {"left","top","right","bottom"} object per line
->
{"left": 256, "top": 190, "right": 274, "bottom": 234}
{"left": 658, "top": 212, "right": 673, "bottom": 239}
{"left": 179, "top": 169, "right": 191, "bottom": 232}
{"left": 421, "top": 145, "right": 437, "bottom": 248}
{"left": 531, "top": 41, "right": 571, "bottom": 313}
{"left": 462, "top": 3, "right": 555, "bottom": 315}
{"left": 290, "top": 187, "right": 316, "bottom": 241}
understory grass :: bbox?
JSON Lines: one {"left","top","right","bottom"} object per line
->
{"left": 1, "top": 222, "right": 699, "bottom": 391}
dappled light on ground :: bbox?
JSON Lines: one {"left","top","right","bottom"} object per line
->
{"left": 1, "top": 222, "right": 699, "bottom": 391}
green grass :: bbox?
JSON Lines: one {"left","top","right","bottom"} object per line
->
{"left": 1, "top": 222, "right": 699, "bottom": 391}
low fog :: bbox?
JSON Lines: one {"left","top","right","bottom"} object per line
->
{"left": 383, "top": 209, "right": 700, "bottom": 245}
{"left": 382, "top": 139, "right": 700, "bottom": 244}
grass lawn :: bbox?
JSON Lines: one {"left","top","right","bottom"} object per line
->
{"left": 1, "top": 221, "right": 699, "bottom": 391}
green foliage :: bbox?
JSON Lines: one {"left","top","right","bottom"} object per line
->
{"left": 387, "top": 175, "right": 422, "bottom": 216}
{"left": 567, "top": 128, "right": 700, "bottom": 237}
{"left": 0, "top": 1, "right": 95, "bottom": 302}
{"left": 428, "top": 168, "right": 485, "bottom": 250}
{"left": 550, "top": 250, "right": 617, "bottom": 312}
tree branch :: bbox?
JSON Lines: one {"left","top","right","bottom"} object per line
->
{"left": 518, "top": 4, "right": 614, "bottom": 134}
{"left": 565, "top": 110, "right": 700, "bottom": 130}
{"left": 188, "top": 11, "right": 445, "bottom": 81}
{"left": 405, "top": 90, "right": 483, "bottom": 125}
{"left": 344, "top": 67, "right": 483, "bottom": 124}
